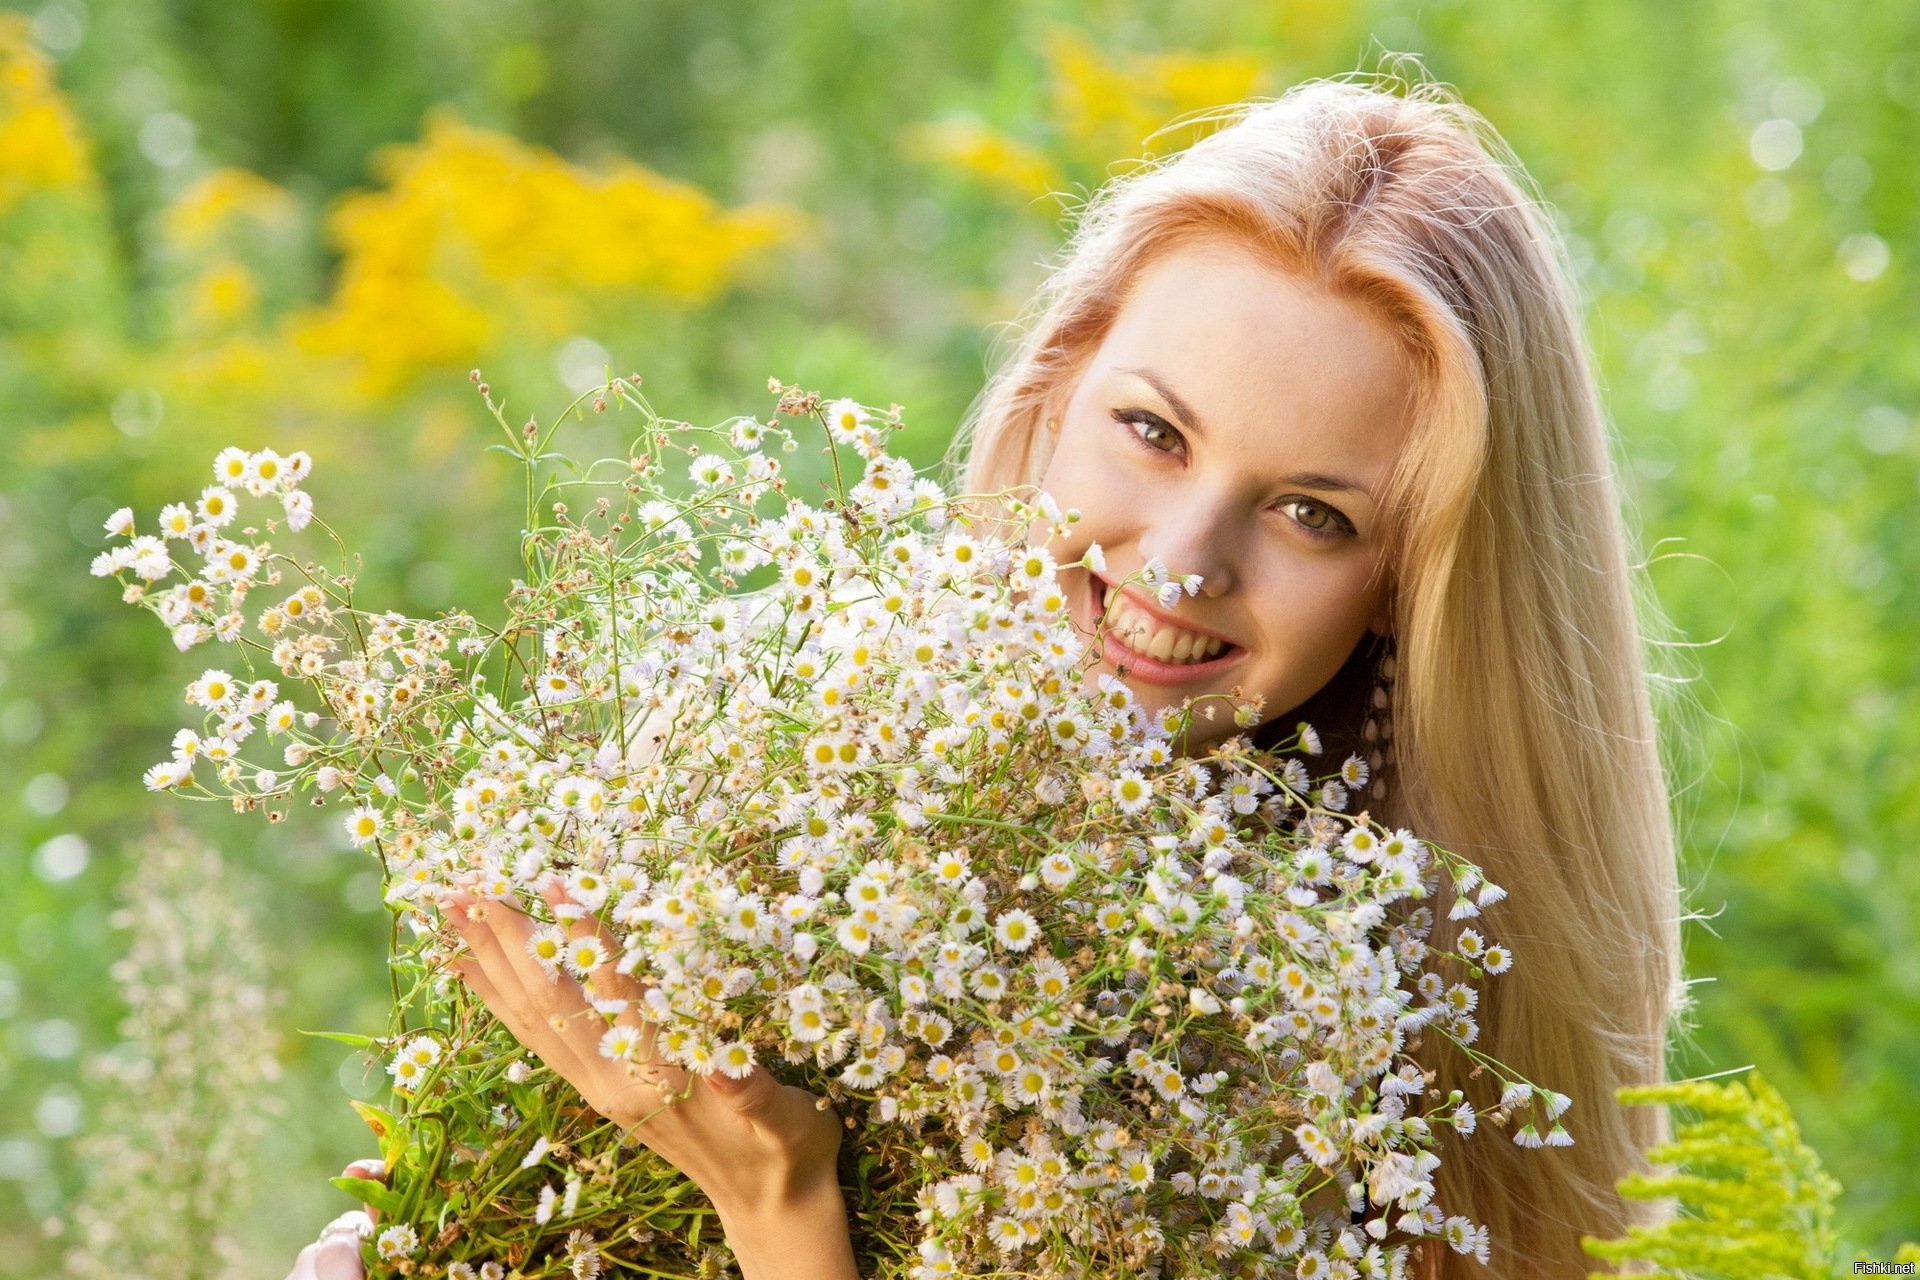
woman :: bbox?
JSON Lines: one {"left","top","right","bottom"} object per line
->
{"left": 291, "top": 72, "right": 1689, "bottom": 1280}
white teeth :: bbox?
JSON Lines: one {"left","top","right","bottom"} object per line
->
{"left": 1105, "top": 593, "right": 1227, "bottom": 665}
{"left": 1103, "top": 582, "right": 1118, "bottom": 610}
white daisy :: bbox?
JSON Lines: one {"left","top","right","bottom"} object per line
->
{"left": 714, "top": 1040, "right": 755, "bottom": 1079}
{"left": 246, "top": 448, "right": 286, "bottom": 495}
{"left": 213, "top": 447, "right": 252, "bottom": 487}
{"left": 992, "top": 909, "right": 1039, "bottom": 952}
{"left": 1340, "top": 825, "right": 1381, "bottom": 864}
{"left": 1036, "top": 851, "right": 1076, "bottom": 890}
{"left": 158, "top": 503, "right": 195, "bottom": 538}
{"left": 525, "top": 924, "right": 566, "bottom": 974}
{"left": 195, "top": 486, "right": 237, "bottom": 528}
{"left": 375, "top": 1224, "right": 419, "bottom": 1260}
{"left": 1111, "top": 770, "right": 1153, "bottom": 815}
{"left": 142, "top": 759, "right": 192, "bottom": 791}
{"left": 563, "top": 936, "right": 610, "bottom": 980}
{"left": 598, "top": 1025, "right": 643, "bottom": 1062}
{"left": 345, "top": 806, "right": 385, "bottom": 847}
{"left": 822, "top": 398, "right": 868, "bottom": 445}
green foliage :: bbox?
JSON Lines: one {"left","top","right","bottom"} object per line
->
{"left": 1582, "top": 1071, "right": 1919, "bottom": 1280}
{"left": 61, "top": 826, "right": 281, "bottom": 1280}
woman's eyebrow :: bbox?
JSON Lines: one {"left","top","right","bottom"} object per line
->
{"left": 1119, "top": 365, "right": 1212, "bottom": 440}
{"left": 1115, "top": 364, "right": 1376, "bottom": 499}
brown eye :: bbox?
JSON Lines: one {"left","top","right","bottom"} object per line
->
{"left": 1138, "top": 419, "right": 1178, "bottom": 451}
{"left": 1279, "top": 497, "right": 1356, "bottom": 541}
{"left": 1112, "top": 407, "right": 1183, "bottom": 454}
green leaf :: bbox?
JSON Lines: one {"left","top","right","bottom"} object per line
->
{"left": 299, "top": 1029, "right": 376, "bottom": 1047}
{"left": 329, "top": 1176, "right": 403, "bottom": 1216}
{"left": 350, "top": 1099, "right": 395, "bottom": 1142}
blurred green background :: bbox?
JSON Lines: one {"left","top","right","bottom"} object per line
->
{"left": 1, "top": 0, "right": 1914, "bottom": 1272}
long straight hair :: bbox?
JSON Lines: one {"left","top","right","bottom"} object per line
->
{"left": 939, "top": 70, "right": 1693, "bottom": 1279}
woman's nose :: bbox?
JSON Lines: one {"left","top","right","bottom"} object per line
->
{"left": 1136, "top": 504, "right": 1237, "bottom": 598}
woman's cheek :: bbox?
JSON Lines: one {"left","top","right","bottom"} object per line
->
{"left": 1038, "top": 454, "right": 1122, "bottom": 552}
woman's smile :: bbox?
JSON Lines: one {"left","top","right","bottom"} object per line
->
{"left": 1082, "top": 570, "right": 1247, "bottom": 687}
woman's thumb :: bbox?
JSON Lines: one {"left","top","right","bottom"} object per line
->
{"left": 706, "top": 1065, "right": 777, "bottom": 1119}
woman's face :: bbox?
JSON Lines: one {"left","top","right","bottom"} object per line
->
{"left": 1030, "top": 237, "right": 1418, "bottom": 756}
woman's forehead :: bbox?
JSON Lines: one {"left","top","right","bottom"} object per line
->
{"left": 1085, "top": 244, "right": 1417, "bottom": 473}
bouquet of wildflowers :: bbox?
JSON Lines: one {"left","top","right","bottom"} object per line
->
{"left": 91, "top": 371, "right": 1572, "bottom": 1279}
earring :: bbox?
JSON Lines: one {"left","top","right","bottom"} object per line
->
{"left": 1362, "top": 634, "right": 1395, "bottom": 804}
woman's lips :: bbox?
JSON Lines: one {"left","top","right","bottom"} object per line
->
{"left": 1086, "top": 573, "right": 1244, "bottom": 686}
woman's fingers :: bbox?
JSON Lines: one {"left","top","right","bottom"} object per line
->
{"left": 703, "top": 1063, "right": 782, "bottom": 1122}
{"left": 543, "top": 882, "right": 651, "bottom": 1007}
{"left": 443, "top": 899, "right": 594, "bottom": 1079}
{"left": 492, "top": 903, "right": 634, "bottom": 1071}
{"left": 285, "top": 1241, "right": 321, "bottom": 1280}
{"left": 282, "top": 1210, "right": 373, "bottom": 1280}
{"left": 309, "top": 1229, "right": 370, "bottom": 1280}
{"left": 283, "top": 1162, "right": 383, "bottom": 1280}
{"left": 447, "top": 956, "right": 511, "bottom": 1023}
{"left": 444, "top": 951, "right": 577, "bottom": 1072}
{"left": 442, "top": 888, "right": 693, "bottom": 1132}
{"left": 542, "top": 882, "right": 662, "bottom": 1064}
{"left": 445, "top": 893, "right": 567, "bottom": 1015}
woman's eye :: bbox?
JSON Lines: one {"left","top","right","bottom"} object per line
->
{"left": 1112, "top": 407, "right": 1357, "bottom": 541}
{"left": 1112, "top": 407, "right": 1181, "bottom": 454}
{"left": 1282, "top": 499, "right": 1353, "bottom": 539}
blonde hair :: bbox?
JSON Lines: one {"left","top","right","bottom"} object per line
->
{"left": 940, "top": 67, "right": 1693, "bottom": 1279}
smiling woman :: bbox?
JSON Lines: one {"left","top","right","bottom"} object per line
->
{"left": 1035, "top": 241, "right": 1413, "bottom": 753}
{"left": 285, "top": 68, "right": 1688, "bottom": 1280}
{"left": 944, "top": 72, "right": 1691, "bottom": 1279}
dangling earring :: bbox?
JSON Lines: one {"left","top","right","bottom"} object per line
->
{"left": 1362, "top": 633, "right": 1395, "bottom": 805}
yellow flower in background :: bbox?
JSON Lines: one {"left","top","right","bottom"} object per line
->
{"left": 0, "top": 12, "right": 93, "bottom": 215}
{"left": 158, "top": 168, "right": 304, "bottom": 346}
{"left": 295, "top": 272, "right": 495, "bottom": 395}
{"left": 906, "top": 27, "right": 1275, "bottom": 327}
{"left": 162, "top": 168, "right": 301, "bottom": 253}
{"left": 182, "top": 261, "right": 262, "bottom": 331}
{"left": 1048, "top": 27, "right": 1266, "bottom": 163}
{"left": 910, "top": 27, "right": 1272, "bottom": 217}
{"left": 288, "top": 109, "right": 807, "bottom": 395}
{"left": 899, "top": 118, "right": 1064, "bottom": 205}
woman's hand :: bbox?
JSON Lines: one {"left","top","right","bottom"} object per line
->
{"left": 283, "top": 1159, "right": 384, "bottom": 1280}
{"left": 441, "top": 883, "right": 857, "bottom": 1280}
